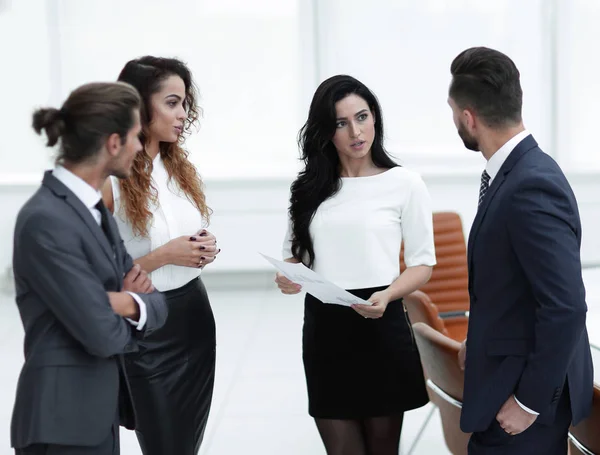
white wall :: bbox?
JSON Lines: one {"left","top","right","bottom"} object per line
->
{"left": 2, "top": 171, "right": 599, "bottom": 291}
{"left": 126, "top": 172, "right": 600, "bottom": 272}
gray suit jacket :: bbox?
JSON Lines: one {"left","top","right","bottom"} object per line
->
{"left": 10, "top": 171, "right": 168, "bottom": 449}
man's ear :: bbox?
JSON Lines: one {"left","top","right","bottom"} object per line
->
{"left": 463, "top": 108, "right": 477, "bottom": 131}
{"left": 105, "top": 133, "right": 122, "bottom": 158}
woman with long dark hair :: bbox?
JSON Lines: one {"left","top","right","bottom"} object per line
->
{"left": 102, "top": 56, "right": 218, "bottom": 455}
{"left": 276, "top": 75, "right": 436, "bottom": 455}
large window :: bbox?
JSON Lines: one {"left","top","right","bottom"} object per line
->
{"left": 55, "top": 0, "right": 306, "bottom": 179}
{"left": 0, "top": 1, "right": 54, "bottom": 177}
{"left": 556, "top": 0, "right": 600, "bottom": 172}
{"left": 1, "top": 0, "right": 599, "bottom": 180}
{"left": 314, "top": 0, "right": 551, "bottom": 172}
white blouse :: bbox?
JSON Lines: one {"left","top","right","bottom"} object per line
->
{"left": 282, "top": 166, "right": 436, "bottom": 290}
{"left": 111, "top": 155, "right": 206, "bottom": 292}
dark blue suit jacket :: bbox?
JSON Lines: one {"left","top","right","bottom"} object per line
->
{"left": 460, "top": 135, "right": 593, "bottom": 433}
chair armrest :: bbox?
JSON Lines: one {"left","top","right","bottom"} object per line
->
{"left": 439, "top": 310, "right": 470, "bottom": 319}
{"left": 404, "top": 290, "right": 448, "bottom": 335}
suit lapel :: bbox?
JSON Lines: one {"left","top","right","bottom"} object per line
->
{"left": 467, "top": 135, "right": 539, "bottom": 281}
{"left": 42, "top": 171, "right": 120, "bottom": 279}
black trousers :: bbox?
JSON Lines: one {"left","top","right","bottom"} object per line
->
{"left": 468, "top": 387, "right": 572, "bottom": 455}
{"left": 15, "top": 419, "right": 119, "bottom": 455}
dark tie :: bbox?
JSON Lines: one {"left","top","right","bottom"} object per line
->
{"left": 95, "top": 200, "right": 114, "bottom": 246}
{"left": 478, "top": 170, "right": 490, "bottom": 207}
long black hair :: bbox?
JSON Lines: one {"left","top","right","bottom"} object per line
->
{"left": 289, "top": 75, "right": 397, "bottom": 267}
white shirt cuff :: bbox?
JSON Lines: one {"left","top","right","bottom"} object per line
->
{"left": 125, "top": 292, "right": 147, "bottom": 331}
{"left": 514, "top": 395, "right": 539, "bottom": 415}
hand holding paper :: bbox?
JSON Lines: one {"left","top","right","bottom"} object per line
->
{"left": 260, "top": 253, "right": 371, "bottom": 307}
{"left": 350, "top": 289, "right": 392, "bottom": 318}
{"left": 275, "top": 272, "right": 302, "bottom": 295}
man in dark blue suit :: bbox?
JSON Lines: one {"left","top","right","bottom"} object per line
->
{"left": 448, "top": 47, "right": 594, "bottom": 454}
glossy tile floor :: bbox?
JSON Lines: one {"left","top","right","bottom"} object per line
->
{"left": 0, "top": 269, "right": 599, "bottom": 454}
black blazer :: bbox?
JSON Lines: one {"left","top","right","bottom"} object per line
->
{"left": 460, "top": 135, "right": 594, "bottom": 433}
{"left": 10, "top": 171, "right": 168, "bottom": 449}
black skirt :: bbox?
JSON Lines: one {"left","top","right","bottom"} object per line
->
{"left": 302, "top": 286, "right": 428, "bottom": 419}
{"left": 124, "top": 277, "right": 216, "bottom": 455}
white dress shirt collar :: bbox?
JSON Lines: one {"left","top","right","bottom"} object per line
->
{"left": 485, "top": 129, "right": 530, "bottom": 184}
{"left": 52, "top": 165, "right": 102, "bottom": 210}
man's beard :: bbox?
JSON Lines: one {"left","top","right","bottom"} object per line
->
{"left": 458, "top": 122, "right": 480, "bottom": 151}
{"left": 109, "top": 163, "right": 130, "bottom": 180}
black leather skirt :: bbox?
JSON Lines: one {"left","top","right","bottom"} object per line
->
{"left": 124, "top": 276, "right": 216, "bottom": 455}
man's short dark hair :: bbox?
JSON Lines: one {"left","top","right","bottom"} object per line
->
{"left": 450, "top": 47, "right": 523, "bottom": 127}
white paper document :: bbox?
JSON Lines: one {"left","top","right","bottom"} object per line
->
{"left": 260, "top": 253, "right": 371, "bottom": 307}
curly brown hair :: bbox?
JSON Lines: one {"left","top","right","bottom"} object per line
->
{"left": 117, "top": 56, "right": 211, "bottom": 237}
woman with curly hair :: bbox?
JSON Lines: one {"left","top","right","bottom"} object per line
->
{"left": 102, "top": 56, "right": 219, "bottom": 455}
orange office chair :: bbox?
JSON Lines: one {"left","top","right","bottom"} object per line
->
{"left": 568, "top": 385, "right": 600, "bottom": 454}
{"left": 412, "top": 322, "right": 470, "bottom": 454}
{"left": 404, "top": 290, "right": 448, "bottom": 336}
{"left": 401, "top": 212, "right": 470, "bottom": 341}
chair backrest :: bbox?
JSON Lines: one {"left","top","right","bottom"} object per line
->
{"left": 404, "top": 290, "right": 448, "bottom": 336}
{"left": 569, "top": 385, "right": 600, "bottom": 454}
{"left": 413, "top": 322, "right": 470, "bottom": 454}
{"left": 420, "top": 212, "right": 469, "bottom": 311}
{"left": 401, "top": 212, "right": 470, "bottom": 341}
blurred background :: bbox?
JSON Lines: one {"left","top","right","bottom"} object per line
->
{"left": 0, "top": 0, "right": 599, "bottom": 453}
